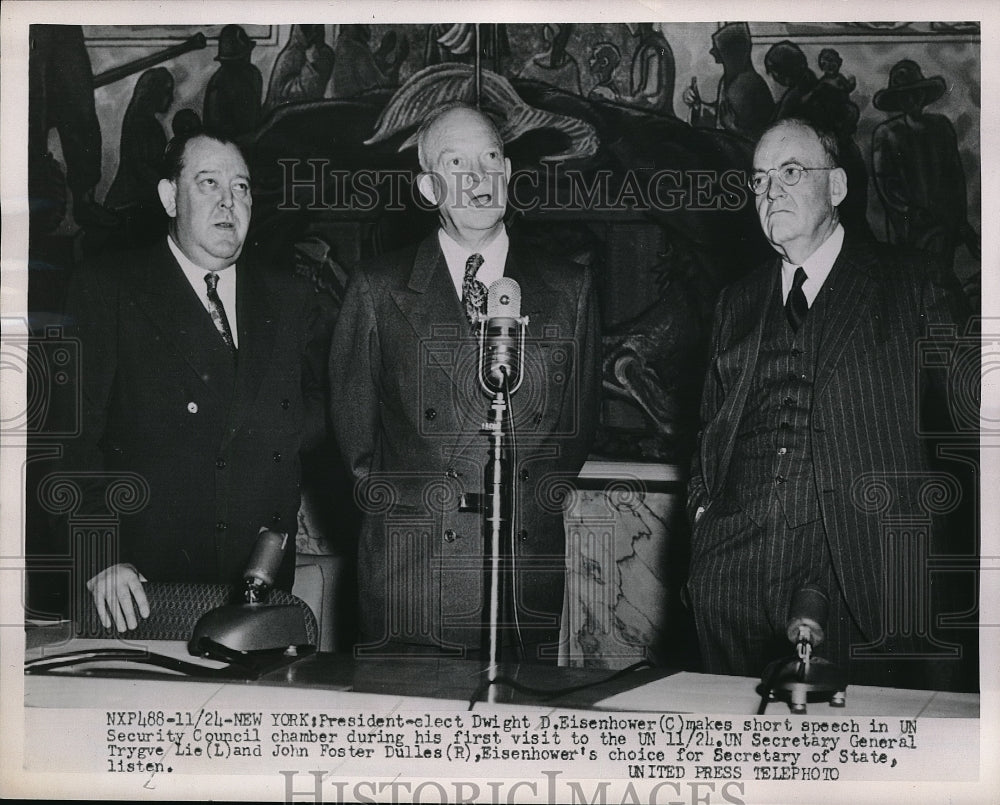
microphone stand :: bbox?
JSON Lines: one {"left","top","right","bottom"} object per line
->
{"left": 477, "top": 317, "right": 527, "bottom": 702}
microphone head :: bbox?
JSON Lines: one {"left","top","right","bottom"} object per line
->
{"left": 486, "top": 277, "right": 521, "bottom": 319}
{"left": 244, "top": 529, "right": 288, "bottom": 602}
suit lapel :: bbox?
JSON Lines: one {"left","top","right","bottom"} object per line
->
{"left": 705, "top": 267, "right": 775, "bottom": 496}
{"left": 505, "top": 242, "right": 562, "bottom": 327}
{"left": 129, "top": 240, "right": 235, "bottom": 401}
{"left": 389, "top": 234, "right": 469, "bottom": 390}
{"left": 224, "top": 258, "right": 279, "bottom": 445}
{"left": 813, "top": 236, "right": 879, "bottom": 398}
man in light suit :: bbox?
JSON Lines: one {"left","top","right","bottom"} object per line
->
{"left": 329, "top": 104, "right": 599, "bottom": 662}
{"left": 686, "top": 118, "right": 970, "bottom": 688}
{"left": 61, "top": 130, "right": 334, "bottom": 631}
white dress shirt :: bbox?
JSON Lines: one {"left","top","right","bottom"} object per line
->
{"left": 437, "top": 227, "right": 509, "bottom": 299}
{"left": 780, "top": 223, "right": 844, "bottom": 307}
{"left": 168, "top": 235, "right": 239, "bottom": 347}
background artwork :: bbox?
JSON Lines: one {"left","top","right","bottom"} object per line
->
{"left": 30, "top": 22, "right": 981, "bottom": 465}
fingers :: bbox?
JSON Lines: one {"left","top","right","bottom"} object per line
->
{"left": 86, "top": 564, "right": 149, "bottom": 632}
{"left": 128, "top": 574, "right": 151, "bottom": 621}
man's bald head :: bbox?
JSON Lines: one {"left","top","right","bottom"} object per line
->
{"left": 415, "top": 103, "right": 511, "bottom": 250}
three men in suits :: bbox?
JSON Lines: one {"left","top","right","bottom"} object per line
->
{"left": 329, "top": 104, "right": 599, "bottom": 661}
{"left": 687, "top": 118, "right": 970, "bottom": 687}
{"left": 62, "top": 130, "right": 333, "bottom": 631}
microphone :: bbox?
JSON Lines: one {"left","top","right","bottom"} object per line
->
{"left": 243, "top": 528, "right": 288, "bottom": 603}
{"left": 478, "top": 277, "right": 528, "bottom": 395}
{"left": 188, "top": 528, "right": 310, "bottom": 658}
{"left": 758, "top": 585, "right": 846, "bottom": 714}
{"left": 786, "top": 585, "right": 829, "bottom": 653}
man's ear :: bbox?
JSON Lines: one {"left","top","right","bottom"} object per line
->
{"left": 503, "top": 156, "right": 512, "bottom": 183}
{"left": 829, "top": 167, "right": 848, "bottom": 209}
{"left": 417, "top": 171, "right": 441, "bottom": 207}
{"left": 157, "top": 178, "right": 178, "bottom": 218}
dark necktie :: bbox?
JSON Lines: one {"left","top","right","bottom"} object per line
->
{"left": 204, "top": 272, "right": 236, "bottom": 354}
{"left": 462, "top": 253, "right": 487, "bottom": 326}
{"left": 786, "top": 266, "right": 809, "bottom": 332}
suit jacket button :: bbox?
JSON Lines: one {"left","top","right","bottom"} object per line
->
{"left": 281, "top": 399, "right": 291, "bottom": 410}
{"left": 519, "top": 469, "right": 530, "bottom": 482}
{"left": 216, "top": 457, "right": 226, "bottom": 469}
{"left": 271, "top": 512, "right": 282, "bottom": 525}
{"left": 444, "top": 529, "right": 457, "bottom": 543}
{"left": 518, "top": 529, "right": 528, "bottom": 542}
{"left": 187, "top": 401, "right": 199, "bottom": 414}
{"left": 216, "top": 521, "right": 228, "bottom": 531}
{"left": 273, "top": 451, "right": 282, "bottom": 462}
{"left": 425, "top": 408, "right": 437, "bottom": 421}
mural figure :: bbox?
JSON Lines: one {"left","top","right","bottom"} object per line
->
{"left": 871, "top": 59, "right": 979, "bottom": 270}
{"left": 28, "top": 24, "right": 116, "bottom": 232}
{"left": 103, "top": 67, "right": 175, "bottom": 246}
{"left": 331, "top": 25, "right": 409, "bottom": 98}
{"left": 203, "top": 24, "right": 263, "bottom": 138}
{"left": 425, "top": 23, "right": 510, "bottom": 73}
{"left": 264, "top": 24, "right": 335, "bottom": 113}
{"left": 587, "top": 42, "right": 622, "bottom": 102}
{"left": 818, "top": 48, "right": 856, "bottom": 95}
{"left": 623, "top": 22, "right": 676, "bottom": 115}
{"left": 764, "top": 40, "right": 824, "bottom": 122}
{"left": 764, "top": 39, "right": 869, "bottom": 239}
{"left": 517, "top": 24, "right": 582, "bottom": 95}
{"left": 171, "top": 108, "right": 202, "bottom": 138}
{"left": 682, "top": 21, "right": 774, "bottom": 140}
{"left": 105, "top": 68, "right": 174, "bottom": 212}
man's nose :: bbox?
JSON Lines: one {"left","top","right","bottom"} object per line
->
{"left": 218, "top": 187, "right": 234, "bottom": 208}
{"left": 765, "top": 171, "right": 785, "bottom": 200}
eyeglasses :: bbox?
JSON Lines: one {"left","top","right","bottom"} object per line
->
{"left": 748, "top": 164, "right": 835, "bottom": 195}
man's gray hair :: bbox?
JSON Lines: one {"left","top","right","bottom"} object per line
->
{"left": 759, "top": 116, "right": 842, "bottom": 168}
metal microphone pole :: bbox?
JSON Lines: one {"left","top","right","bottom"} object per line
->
{"left": 477, "top": 312, "right": 527, "bottom": 702}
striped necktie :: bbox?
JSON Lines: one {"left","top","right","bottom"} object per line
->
{"left": 204, "top": 272, "right": 236, "bottom": 355}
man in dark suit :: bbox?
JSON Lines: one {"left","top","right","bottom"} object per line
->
{"left": 61, "top": 130, "right": 333, "bottom": 631}
{"left": 329, "top": 104, "right": 599, "bottom": 662}
{"left": 686, "top": 117, "right": 970, "bottom": 687}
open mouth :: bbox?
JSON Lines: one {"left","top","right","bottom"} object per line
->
{"left": 214, "top": 221, "right": 235, "bottom": 230}
{"left": 469, "top": 193, "right": 494, "bottom": 208}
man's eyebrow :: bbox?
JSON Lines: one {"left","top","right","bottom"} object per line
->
{"left": 192, "top": 169, "right": 251, "bottom": 181}
{"left": 751, "top": 158, "right": 804, "bottom": 173}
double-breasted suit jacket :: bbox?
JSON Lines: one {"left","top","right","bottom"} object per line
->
{"left": 687, "top": 234, "right": 970, "bottom": 644}
{"left": 59, "top": 239, "right": 334, "bottom": 590}
{"left": 330, "top": 231, "right": 600, "bottom": 658}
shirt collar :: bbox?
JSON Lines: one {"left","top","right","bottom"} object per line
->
{"left": 438, "top": 227, "right": 509, "bottom": 297}
{"left": 167, "top": 234, "right": 237, "bottom": 281}
{"left": 781, "top": 223, "right": 844, "bottom": 305}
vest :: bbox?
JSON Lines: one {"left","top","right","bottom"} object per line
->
{"left": 726, "top": 278, "right": 829, "bottom": 527}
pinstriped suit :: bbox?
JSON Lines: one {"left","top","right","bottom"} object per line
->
{"left": 686, "top": 233, "right": 969, "bottom": 680}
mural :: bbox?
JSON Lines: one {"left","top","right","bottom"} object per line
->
{"left": 27, "top": 22, "right": 982, "bottom": 467}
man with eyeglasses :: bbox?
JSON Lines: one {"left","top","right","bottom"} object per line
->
{"left": 685, "top": 117, "right": 972, "bottom": 690}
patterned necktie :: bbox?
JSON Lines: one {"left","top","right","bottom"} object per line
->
{"left": 462, "top": 253, "right": 487, "bottom": 327}
{"left": 786, "top": 266, "right": 809, "bottom": 332}
{"left": 204, "top": 272, "right": 236, "bottom": 354}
